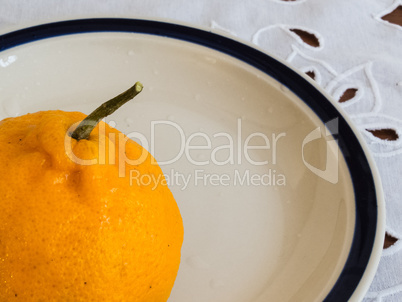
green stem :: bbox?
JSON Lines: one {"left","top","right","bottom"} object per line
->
{"left": 71, "top": 82, "right": 143, "bottom": 141}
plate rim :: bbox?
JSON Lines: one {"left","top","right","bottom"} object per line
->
{"left": 0, "top": 17, "right": 385, "bottom": 301}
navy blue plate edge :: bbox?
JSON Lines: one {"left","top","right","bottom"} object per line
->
{"left": 0, "top": 18, "right": 380, "bottom": 302}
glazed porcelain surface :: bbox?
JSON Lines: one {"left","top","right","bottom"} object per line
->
{"left": 0, "top": 19, "right": 384, "bottom": 302}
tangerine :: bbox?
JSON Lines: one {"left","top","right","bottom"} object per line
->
{"left": 0, "top": 84, "right": 183, "bottom": 301}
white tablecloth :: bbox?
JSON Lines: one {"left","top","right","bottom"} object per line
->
{"left": 1, "top": 0, "right": 402, "bottom": 300}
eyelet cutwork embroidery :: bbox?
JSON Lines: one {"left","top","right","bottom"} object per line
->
{"left": 286, "top": 46, "right": 337, "bottom": 88}
{"left": 382, "top": 228, "right": 402, "bottom": 257}
{"left": 300, "top": 66, "right": 322, "bottom": 83}
{"left": 326, "top": 62, "right": 382, "bottom": 113}
{"left": 351, "top": 113, "right": 402, "bottom": 157}
{"left": 338, "top": 88, "right": 359, "bottom": 103}
{"left": 374, "top": 0, "right": 402, "bottom": 30}
{"left": 382, "top": 5, "right": 402, "bottom": 26}
{"left": 285, "top": 25, "right": 323, "bottom": 50}
{"left": 253, "top": 25, "right": 324, "bottom": 52}
{"left": 289, "top": 28, "right": 320, "bottom": 48}
{"left": 332, "top": 84, "right": 363, "bottom": 108}
{"left": 384, "top": 232, "right": 399, "bottom": 249}
{"left": 305, "top": 70, "right": 316, "bottom": 80}
{"left": 367, "top": 129, "right": 399, "bottom": 141}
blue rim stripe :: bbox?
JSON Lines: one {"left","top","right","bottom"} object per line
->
{"left": 0, "top": 18, "right": 378, "bottom": 301}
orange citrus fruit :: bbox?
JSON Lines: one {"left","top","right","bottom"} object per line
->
{"left": 0, "top": 109, "right": 183, "bottom": 301}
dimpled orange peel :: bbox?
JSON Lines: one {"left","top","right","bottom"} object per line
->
{"left": 0, "top": 82, "right": 184, "bottom": 301}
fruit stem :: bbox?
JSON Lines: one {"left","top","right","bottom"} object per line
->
{"left": 71, "top": 82, "right": 143, "bottom": 141}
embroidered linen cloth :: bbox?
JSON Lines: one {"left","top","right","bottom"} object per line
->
{"left": 1, "top": 0, "right": 401, "bottom": 300}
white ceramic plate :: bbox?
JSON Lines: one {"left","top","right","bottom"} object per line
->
{"left": 0, "top": 18, "right": 384, "bottom": 301}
